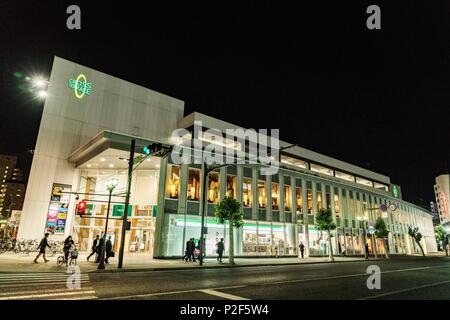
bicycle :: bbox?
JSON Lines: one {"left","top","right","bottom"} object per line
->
{"left": 57, "top": 246, "right": 78, "bottom": 267}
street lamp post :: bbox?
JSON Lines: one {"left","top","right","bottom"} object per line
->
{"left": 97, "top": 177, "right": 119, "bottom": 270}
{"left": 358, "top": 216, "right": 368, "bottom": 259}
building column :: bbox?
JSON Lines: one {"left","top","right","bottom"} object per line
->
{"left": 302, "top": 179, "right": 309, "bottom": 257}
{"left": 153, "top": 156, "right": 169, "bottom": 258}
{"left": 252, "top": 167, "right": 258, "bottom": 221}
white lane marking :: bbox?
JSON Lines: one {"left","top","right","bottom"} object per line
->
{"left": 103, "top": 285, "right": 247, "bottom": 300}
{"left": 0, "top": 280, "right": 91, "bottom": 288}
{"left": 358, "top": 279, "right": 450, "bottom": 300}
{"left": 254, "top": 266, "right": 437, "bottom": 286}
{"left": 0, "top": 290, "right": 97, "bottom": 300}
{"left": 0, "top": 276, "right": 89, "bottom": 281}
{"left": 0, "top": 287, "right": 95, "bottom": 296}
{"left": 200, "top": 289, "right": 250, "bottom": 300}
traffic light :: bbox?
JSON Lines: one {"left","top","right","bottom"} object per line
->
{"left": 143, "top": 143, "right": 162, "bottom": 156}
{"left": 77, "top": 200, "right": 87, "bottom": 216}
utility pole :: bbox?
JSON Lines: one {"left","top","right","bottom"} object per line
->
{"left": 199, "top": 162, "right": 208, "bottom": 266}
{"left": 118, "top": 139, "right": 135, "bottom": 269}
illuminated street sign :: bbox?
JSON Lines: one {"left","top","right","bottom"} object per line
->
{"left": 68, "top": 74, "right": 92, "bottom": 98}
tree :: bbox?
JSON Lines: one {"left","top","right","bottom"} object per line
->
{"left": 374, "top": 217, "right": 390, "bottom": 259}
{"left": 315, "top": 208, "right": 337, "bottom": 262}
{"left": 434, "top": 225, "right": 448, "bottom": 256}
{"left": 408, "top": 226, "right": 425, "bottom": 256}
{"left": 215, "top": 196, "right": 243, "bottom": 265}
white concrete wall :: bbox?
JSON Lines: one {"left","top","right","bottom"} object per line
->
{"left": 19, "top": 57, "right": 184, "bottom": 240}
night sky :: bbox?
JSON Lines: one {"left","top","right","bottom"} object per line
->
{"left": 1, "top": 1, "right": 449, "bottom": 206}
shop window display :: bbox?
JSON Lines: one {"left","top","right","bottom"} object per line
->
{"left": 165, "top": 165, "right": 180, "bottom": 199}
{"left": 284, "top": 185, "right": 291, "bottom": 211}
{"left": 208, "top": 172, "right": 220, "bottom": 203}
{"left": 243, "top": 178, "right": 252, "bottom": 207}
{"left": 296, "top": 187, "right": 303, "bottom": 213}
{"left": 187, "top": 169, "right": 200, "bottom": 201}
{"left": 226, "top": 175, "right": 237, "bottom": 199}
{"left": 317, "top": 191, "right": 323, "bottom": 211}
{"left": 271, "top": 183, "right": 279, "bottom": 210}
{"left": 307, "top": 189, "right": 313, "bottom": 214}
{"left": 258, "top": 181, "right": 266, "bottom": 208}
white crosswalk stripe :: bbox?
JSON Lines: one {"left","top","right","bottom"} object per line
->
{"left": 0, "top": 273, "right": 97, "bottom": 300}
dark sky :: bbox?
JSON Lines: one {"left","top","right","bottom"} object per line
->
{"left": 1, "top": 1, "right": 449, "bottom": 206}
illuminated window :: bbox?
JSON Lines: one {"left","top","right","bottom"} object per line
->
{"left": 280, "top": 155, "right": 308, "bottom": 169}
{"left": 208, "top": 172, "right": 220, "bottom": 203}
{"left": 243, "top": 178, "right": 252, "bottom": 208}
{"left": 284, "top": 185, "right": 292, "bottom": 211}
{"left": 310, "top": 163, "right": 333, "bottom": 176}
{"left": 272, "top": 183, "right": 279, "bottom": 210}
{"left": 334, "top": 194, "right": 340, "bottom": 217}
{"left": 187, "top": 168, "right": 200, "bottom": 201}
{"left": 295, "top": 187, "right": 303, "bottom": 213}
{"left": 226, "top": 175, "right": 237, "bottom": 199}
{"left": 165, "top": 165, "right": 180, "bottom": 199}
{"left": 258, "top": 180, "right": 266, "bottom": 208}
{"left": 326, "top": 191, "right": 331, "bottom": 210}
{"left": 307, "top": 189, "right": 313, "bottom": 214}
{"left": 374, "top": 182, "right": 389, "bottom": 192}
{"left": 356, "top": 177, "right": 373, "bottom": 187}
{"left": 335, "top": 171, "right": 355, "bottom": 182}
{"left": 317, "top": 191, "right": 323, "bottom": 211}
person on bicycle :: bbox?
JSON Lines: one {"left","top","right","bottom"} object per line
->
{"left": 63, "top": 236, "right": 75, "bottom": 262}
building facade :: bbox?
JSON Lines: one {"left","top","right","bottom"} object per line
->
{"left": 18, "top": 57, "right": 437, "bottom": 258}
{"left": 434, "top": 174, "right": 450, "bottom": 225}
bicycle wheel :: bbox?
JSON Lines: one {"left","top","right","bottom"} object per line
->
{"left": 57, "top": 256, "right": 65, "bottom": 266}
{"left": 69, "top": 258, "right": 77, "bottom": 267}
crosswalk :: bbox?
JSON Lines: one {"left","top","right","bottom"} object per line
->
{"left": 0, "top": 272, "right": 97, "bottom": 300}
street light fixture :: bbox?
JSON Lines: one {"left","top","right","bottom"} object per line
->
{"left": 37, "top": 90, "right": 47, "bottom": 99}
{"left": 97, "top": 177, "right": 119, "bottom": 270}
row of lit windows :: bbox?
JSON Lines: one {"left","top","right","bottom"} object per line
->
{"left": 164, "top": 165, "right": 431, "bottom": 229}
{"left": 280, "top": 155, "right": 389, "bottom": 192}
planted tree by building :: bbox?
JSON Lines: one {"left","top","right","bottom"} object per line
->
{"left": 374, "top": 217, "right": 390, "bottom": 259}
{"left": 215, "top": 196, "right": 243, "bottom": 265}
{"left": 434, "top": 225, "right": 448, "bottom": 256}
{"left": 315, "top": 208, "right": 336, "bottom": 262}
{"left": 408, "top": 226, "right": 425, "bottom": 256}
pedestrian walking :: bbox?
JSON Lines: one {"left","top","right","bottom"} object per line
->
{"left": 104, "top": 236, "right": 112, "bottom": 264}
{"left": 63, "top": 236, "right": 75, "bottom": 262}
{"left": 299, "top": 242, "right": 305, "bottom": 259}
{"left": 95, "top": 235, "right": 104, "bottom": 263}
{"left": 364, "top": 243, "right": 370, "bottom": 259}
{"left": 216, "top": 238, "right": 224, "bottom": 262}
{"left": 183, "top": 239, "right": 191, "bottom": 261}
{"left": 189, "top": 238, "right": 196, "bottom": 262}
{"left": 87, "top": 235, "right": 99, "bottom": 261}
{"left": 33, "top": 233, "right": 51, "bottom": 263}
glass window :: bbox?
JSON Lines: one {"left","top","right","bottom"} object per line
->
{"left": 326, "top": 191, "right": 331, "bottom": 210}
{"left": 334, "top": 194, "right": 340, "bottom": 217}
{"left": 317, "top": 191, "right": 323, "bottom": 211}
{"left": 243, "top": 178, "right": 252, "bottom": 208}
{"left": 226, "top": 175, "right": 237, "bottom": 199}
{"left": 258, "top": 180, "right": 266, "bottom": 208}
{"left": 272, "top": 183, "right": 279, "bottom": 210}
{"left": 374, "top": 182, "right": 389, "bottom": 192}
{"left": 208, "top": 172, "right": 220, "bottom": 203}
{"left": 310, "top": 163, "right": 333, "bottom": 176}
{"left": 187, "top": 168, "right": 200, "bottom": 201}
{"left": 280, "top": 155, "right": 308, "bottom": 169}
{"left": 165, "top": 165, "right": 180, "bottom": 199}
{"left": 296, "top": 187, "right": 303, "bottom": 213}
{"left": 284, "top": 185, "right": 292, "bottom": 211}
{"left": 335, "top": 171, "right": 355, "bottom": 182}
{"left": 307, "top": 189, "right": 313, "bottom": 214}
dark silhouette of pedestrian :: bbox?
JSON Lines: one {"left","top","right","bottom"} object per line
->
{"left": 216, "top": 238, "right": 224, "bottom": 262}
{"left": 63, "top": 236, "right": 75, "bottom": 262}
{"left": 34, "top": 233, "right": 50, "bottom": 263}
{"left": 87, "top": 235, "right": 99, "bottom": 261}
{"left": 189, "top": 238, "right": 196, "bottom": 262}
{"left": 105, "top": 236, "right": 112, "bottom": 263}
{"left": 299, "top": 242, "right": 305, "bottom": 259}
{"left": 183, "top": 239, "right": 191, "bottom": 261}
{"left": 96, "top": 236, "right": 104, "bottom": 263}
{"left": 365, "top": 243, "right": 370, "bottom": 259}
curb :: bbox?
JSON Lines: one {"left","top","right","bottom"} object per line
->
{"left": 86, "top": 258, "right": 382, "bottom": 274}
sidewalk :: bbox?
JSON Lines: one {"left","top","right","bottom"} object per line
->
{"left": 0, "top": 252, "right": 372, "bottom": 273}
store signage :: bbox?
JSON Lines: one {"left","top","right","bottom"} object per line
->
{"left": 392, "top": 185, "right": 398, "bottom": 198}
{"left": 46, "top": 184, "right": 71, "bottom": 234}
{"left": 68, "top": 74, "right": 92, "bottom": 99}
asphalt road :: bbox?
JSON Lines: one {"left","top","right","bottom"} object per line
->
{"left": 1, "top": 256, "right": 450, "bottom": 300}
